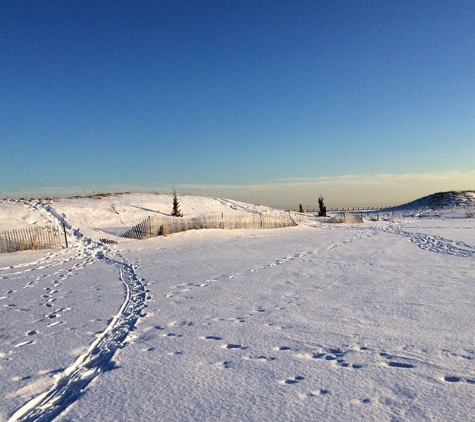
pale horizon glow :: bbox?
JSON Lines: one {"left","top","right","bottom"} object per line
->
{"left": 3, "top": 170, "right": 474, "bottom": 210}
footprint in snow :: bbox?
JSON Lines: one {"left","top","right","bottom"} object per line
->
{"left": 220, "top": 361, "right": 233, "bottom": 369}
{"left": 443, "top": 376, "right": 475, "bottom": 384}
{"left": 243, "top": 355, "right": 276, "bottom": 362}
{"left": 223, "top": 343, "right": 247, "bottom": 350}
{"left": 276, "top": 346, "right": 293, "bottom": 351}
{"left": 380, "top": 352, "right": 415, "bottom": 369}
{"left": 202, "top": 336, "right": 223, "bottom": 341}
{"left": 386, "top": 361, "right": 415, "bottom": 369}
{"left": 280, "top": 376, "right": 305, "bottom": 385}
{"left": 308, "top": 389, "right": 331, "bottom": 397}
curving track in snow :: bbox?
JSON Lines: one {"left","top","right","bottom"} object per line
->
{"left": 9, "top": 202, "right": 146, "bottom": 422}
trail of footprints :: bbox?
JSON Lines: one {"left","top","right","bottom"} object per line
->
{"left": 39, "top": 279, "right": 69, "bottom": 330}
{"left": 163, "top": 230, "right": 380, "bottom": 300}
{"left": 5, "top": 273, "right": 71, "bottom": 349}
{"left": 2, "top": 247, "right": 97, "bottom": 350}
{"left": 381, "top": 222, "right": 475, "bottom": 258}
{"left": 156, "top": 313, "right": 475, "bottom": 394}
{"left": 162, "top": 252, "right": 312, "bottom": 299}
{"left": 158, "top": 250, "right": 475, "bottom": 394}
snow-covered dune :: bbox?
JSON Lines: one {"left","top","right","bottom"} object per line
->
{"left": 0, "top": 193, "right": 283, "bottom": 240}
{"left": 1, "top": 192, "right": 474, "bottom": 421}
{"left": 385, "top": 190, "right": 475, "bottom": 216}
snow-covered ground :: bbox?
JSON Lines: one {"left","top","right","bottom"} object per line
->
{"left": 1, "top": 193, "right": 474, "bottom": 421}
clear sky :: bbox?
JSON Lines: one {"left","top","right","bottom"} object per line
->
{"left": 1, "top": 1, "right": 474, "bottom": 209}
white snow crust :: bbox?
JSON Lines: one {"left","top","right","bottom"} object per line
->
{"left": 0, "top": 193, "right": 474, "bottom": 421}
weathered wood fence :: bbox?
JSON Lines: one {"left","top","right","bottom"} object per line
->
{"left": 123, "top": 213, "right": 296, "bottom": 240}
{"left": 0, "top": 225, "right": 63, "bottom": 253}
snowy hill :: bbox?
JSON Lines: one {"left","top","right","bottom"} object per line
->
{"left": 0, "top": 193, "right": 287, "bottom": 240}
{"left": 385, "top": 190, "right": 475, "bottom": 216}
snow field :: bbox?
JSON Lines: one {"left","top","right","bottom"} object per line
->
{"left": 1, "top": 194, "right": 474, "bottom": 421}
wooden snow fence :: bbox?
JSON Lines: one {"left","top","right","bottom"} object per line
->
{"left": 0, "top": 225, "right": 63, "bottom": 253}
{"left": 122, "top": 213, "right": 297, "bottom": 240}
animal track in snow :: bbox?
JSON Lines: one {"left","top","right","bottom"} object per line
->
{"left": 279, "top": 375, "right": 305, "bottom": 385}
{"left": 386, "top": 361, "right": 415, "bottom": 369}
{"left": 243, "top": 355, "right": 276, "bottom": 362}
{"left": 379, "top": 352, "right": 416, "bottom": 369}
{"left": 308, "top": 389, "right": 331, "bottom": 397}
{"left": 223, "top": 343, "right": 247, "bottom": 350}
{"left": 443, "top": 376, "right": 475, "bottom": 385}
{"left": 202, "top": 335, "right": 223, "bottom": 341}
{"left": 381, "top": 224, "right": 475, "bottom": 258}
{"left": 276, "top": 346, "right": 293, "bottom": 351}
{"left": 163, "top": 333, "right": 183, "bottom": 338}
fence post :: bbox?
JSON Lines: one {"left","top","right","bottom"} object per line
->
{"left": 62, "top": 223, "right": 69, "bottom": 248}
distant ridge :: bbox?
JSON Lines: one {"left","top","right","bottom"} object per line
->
{"left": 387, "top": 190, "right": 475, "bottom": 212}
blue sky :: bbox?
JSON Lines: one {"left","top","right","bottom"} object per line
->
{"left": 1, "top": 1, "right": 474, "bottom": 208}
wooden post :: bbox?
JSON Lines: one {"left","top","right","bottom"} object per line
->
{"left": 62, "top": 223, "right": 68, "bottom": 248}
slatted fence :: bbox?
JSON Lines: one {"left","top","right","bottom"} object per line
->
{"left": 0, "top": 225, "right": 63, "bottom": 253}
{"left": 123, "top": 213, "right": 296, "bottom": 240}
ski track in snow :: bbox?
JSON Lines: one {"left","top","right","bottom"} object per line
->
{"left": 8, "top": 201, "right": 146, "bottom": 422}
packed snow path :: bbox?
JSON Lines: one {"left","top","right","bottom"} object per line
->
{"left": 8, "top": 202, "right": 146, "bottom": 422}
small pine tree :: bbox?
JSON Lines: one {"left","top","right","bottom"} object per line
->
{"left": 171, "top": 190, "right": 183, "bottom": 217}
{"left": 299, "top": 203, "right": 304, "bottom": 213}
{"left": 318, "top": 195, "right": 327, "bottom": 217}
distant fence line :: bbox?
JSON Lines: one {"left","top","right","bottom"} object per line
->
{"left": 0, "top": 225, "right": 63, "bottom": 253}
{"left": 123, "top": 213, "right": 297, "bottom": 240}
{"left": 303, "top": 207, "right": 387, "bottom": 212}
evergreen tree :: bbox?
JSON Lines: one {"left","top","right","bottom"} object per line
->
{"left": 318, "top": 195, "right": 327, "bottom": 217}
{"left": 171, "top": 190, "right": 183, "bottom": 217}
{"left": 299, "top": 203, "right": 304, "bottom": 213}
